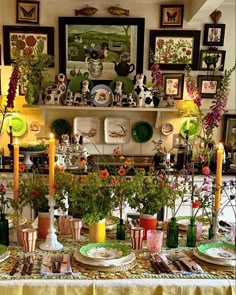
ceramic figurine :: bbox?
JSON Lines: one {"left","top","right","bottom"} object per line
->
{"left": 64, "top": 89, "right": 74, "bottom": 106}
{"left": 44, "top": 73, "right": 67, "bottom": 105}
{"left": 133, "top": 74, "right": 153, "bottom": 107}
{"left": 113, "top": 81, "right": 124, "bottom": 106}
{"left": 127, "top": 93, "right": 136, "bottom": 107}
{"left": 81, "top": 80, "right": 92, "bottom": 106}
{"left": 113, "top": 61, "right": 135, "bottom": 77}
{"left": 75, "top": 6, "right": 98, "bottom": 16}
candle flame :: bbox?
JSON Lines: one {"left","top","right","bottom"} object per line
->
{"left": 218, "top": 142, "right": 224, "bottom": 150}
{"left": 14, "top": 138, "right": 18, "bottom": 145}
{"left": 49, "top": 133, "right": 54, "bottom": 139}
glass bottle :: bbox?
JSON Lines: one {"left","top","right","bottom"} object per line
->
{"left": 208, "top": 224, "right": 214, "bottom": 239}
{"left": 166, "top": 217, "right": 179, "bottom": 248}
{"left": 116, "top": 218, "right": 126, "bottom": 240}
{"left": 186, "top": 217, "right": 197, "bottom": 247}
{"left": 0, "top": 213, "right": 9, "bottom": 246}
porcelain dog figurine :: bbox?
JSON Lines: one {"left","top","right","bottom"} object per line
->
{"left": 133, "top": 74, "right": 153, "bottom": 107}
{"left": 44, "top": 73, "right": 67, "bottom": 105}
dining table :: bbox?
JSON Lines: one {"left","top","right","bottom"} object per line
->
{"left": 0, "top": 227, "right": 235, "bottom": 295}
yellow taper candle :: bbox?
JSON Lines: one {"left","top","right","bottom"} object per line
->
{"left": 49, "top": 133, "right": 55, "bottom": 196}
{"left": 13, "top": 139, "right": 19, "bottom": 202}
{"left": 215, "top": 142, "right": 223, "bottom": 211}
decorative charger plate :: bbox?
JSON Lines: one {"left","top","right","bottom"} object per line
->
{"left": 197, "top": 243, "right": 236, "bottom": 261}
{"left": 104, "top": 117, "right": 130, "bottom": 144}
{"left": 5, "top": 115, "right": 27, "bottom": 137}
{"left": 74, "top": 117, "right": 101, "bottom": 144}
{"left": 180, "top": 119, "right": 201, "bottom": 139}
{"left": 79, "top": 242, "right": 131, "bottom": 260}
{"left": 74, "top": 251, "right": 135, "bottom": 267}
{"left": 161, "top": 123, "right": 174, "bottom": 135}
{"left": 91, "top": 84, "right": 113, "bottom": 107}
{"left": 131, "top": 121, "right": 153, "bottom": 143}
{"left": 193, "top": 249, "right": 235, "bottom": 267}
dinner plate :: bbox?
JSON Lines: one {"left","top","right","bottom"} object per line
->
{"left": 74, "top": 117, "right": 101, "bottom": 144}
{"left": 79, "top": 242, "right": 131, "bottom": 260}
{"left": 180, "top": 119, "right": 201, "bottom": 139}
{"left": 5, "top": 115, "right": 27, "bottom": 137}
{"left": 161, "top": 123, "right": 174, "bottom": 135}
{"left": 197, "top": 243, "right": 236, "bottom": 260}
{"left": 74, "top": 251, "right": 135, "bottom": 267}
{"left": 91, "top": 84, "right": 113, "bottom": 107}
{"left": 104, "top": 117, "right": 130, "bottom": 144}
{"left": 193, "top": 249, "right": 235, "bottom": 267}
{"left": 175, "top": 215, "right": 210, "bottom": 231}
{"left": 131, "top": 121, "right": 153, "bottom": 143}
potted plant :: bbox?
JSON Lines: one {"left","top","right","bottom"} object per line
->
{"left": 11, "top": 38, "right": 54, "bottom": 104}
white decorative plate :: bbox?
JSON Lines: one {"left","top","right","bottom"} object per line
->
{"left": 161, "top": 123, "right": 174, "bottom": 135}
{"left": 91, "top": 85, "right": 113, "bottom": 107}
{"left": 197, "top": 243, "right": 236, "bottom": 260}
{"left": 74, "top": 251, "right": 135, "bottom": 267}
{"left": 29, "top": 121, "right": 41, "bottom": 134}
{"left": 74, "top": 117, "right": 101, "bottom": 144}
{"left": 104, "top": 117, "right": 130, "bottom": 144}
{"left": 193, "top": 249, "right": 235, "bottom": 267}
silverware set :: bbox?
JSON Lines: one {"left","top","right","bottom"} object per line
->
{"left": 50, "top": 254, "right": 63, "bottom": 273}
{"left": 9, "top": 255, "right": 34, "bottom": 276}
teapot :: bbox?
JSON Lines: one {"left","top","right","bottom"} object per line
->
{"left": 113, "top": 61, "right": 135, "bottom": 76}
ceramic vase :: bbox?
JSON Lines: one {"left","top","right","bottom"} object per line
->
{"left": 89, "top": 219, "right": 106, "bottom": 243}
{"left": 186, "top": 217, "right": 197, "bottom": 247}
{"left": 166, "top": 217, "right": 179, "bottom": 248}
{"left": 87, "top": 58, "right": 103, "bottom": 78}
{"left": 0, "top": 213, "right": 9, "bottom": 246}
{"left": 139, "top": 214, "right": 157, "bottom": 240}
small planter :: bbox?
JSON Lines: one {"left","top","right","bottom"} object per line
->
{"left": 140, "top": 214, "right": 157, "bottom": 240}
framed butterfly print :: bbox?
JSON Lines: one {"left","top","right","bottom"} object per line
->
{"left": 16, "top": 1, "right": 40, "bottom": 24}
{"left": 160, "top": 5, "right": 184, "bottom": 28}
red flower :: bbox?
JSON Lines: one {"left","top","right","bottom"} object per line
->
{"left": 192, "top": 199, "right": 201, "bottom": 208}
{"left": 19, "top": 164, "right": 26, "bottom": 172}
{"left": 202, "top": 166, "right": 210, "bottom": 176}
{"left": 0, "top": 183, "right": 6, "bottom": 193}
{"left": 118, "top": 167, "right": 126, "bottom": 176}
{"left": 53, "top": 183, "right": 59, "bottom": 189}
{"left": 100, "top": 169, "right": 110, "bottom": 179}
{"left": 31, "top": 190, "right": 39, "bottom": 197}
{"left": 80, "top": 175, "right": 87, "bottom": 183}
{"left": 113, "top": 148, "right": 121, "bottom": 157}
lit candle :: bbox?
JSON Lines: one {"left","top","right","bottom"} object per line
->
{"left": 215, "top": 142, "right": 223, "bottom": 212}
{"left": 49, "top": 133, "right": 55, "bottom": 196}
{"left": 13, "top": 138, "right": 19, "bottom": 202}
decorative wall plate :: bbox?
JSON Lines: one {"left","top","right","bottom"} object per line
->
{"left": 131, "top": 121, "right": 153, "bottom": 143}
{"left": 79, "top": 242, "right": 131, "bottom": 260}
{"left": 5, "top": 115, "right": 27, "bottom": 137}
{"left": 161, "top": 123, "right": 174, "bottom": 135}
{"left": 91, "top": 84, "right": 113, "bottom": 107}
{"left": 180, "top": 119, "right": 201, "bottom": 139}
{"left": 29, "top": 121, "right": 41, "bottom": 134}
{"left": 104, "top": 117, "right": 130, "bottom": 144}
{"left": 74, "top": 117, "right": 101, "bottom": 144}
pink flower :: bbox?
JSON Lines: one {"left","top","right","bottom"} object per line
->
{"left": 202, "top": 166, "right": 211, "bottom": 175}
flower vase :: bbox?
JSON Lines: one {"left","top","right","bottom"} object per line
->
{"left": 0, "top": 213, "right": 9, "bottom": 246}
{"left": 116, "top": 218, "right": 125, "bottom": 240}
{"left": 25, "top": 83, "right": 40, "bottom": 105}
{"left": 139, "top": 214, "right": 157, "bottom": 240}
{"left": 208, "top": 224, "right": 214, "bottom": 240}
{"left": 186, "top": 217, "right": 197, "bottom": 247}
{"left": 166, "top": 217, "right": 179, "bottom": 248}
{"left": 89, "top": 219, "right": 106, "bottom": 243}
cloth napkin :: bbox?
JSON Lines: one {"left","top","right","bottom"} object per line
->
{"left": 41, "top": 253, "right": 72, "bottom": 276}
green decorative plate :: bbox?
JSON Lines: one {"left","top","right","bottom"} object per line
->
{"left": 79, "top": 242, "right": 131, "bottom": 260}
{"left": 197, "top": 243, "right": 236, "bottom": 260}
{"left": 180, "top": 119, "right": 201, "bottom": 139}
{"left": 175, "top": 215, "right": 210, "bottom": 231}
{"left": 131, "top": 121, "right": 153, "bottom": 143}
{"left": 5, "top": 115, "right": 27, "bottom": 137}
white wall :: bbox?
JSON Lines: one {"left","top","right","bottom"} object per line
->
{"left": 0, "top": 0, "right": 235, "bottom": 157}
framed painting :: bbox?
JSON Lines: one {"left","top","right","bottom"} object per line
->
{"left": 162, "top": 73, "right": 184, "bottom": 100}
{"left": 149, "top": 30, "right": 201, "bottom": 70}
{"left": 203, "top": 24, "right": 225, "bottom": 46}
{"left": 199, "top": 50, "right": 225, "bottom": 71}
{"left": 160, "top": 5, "right": 184, "bottom": 28}
{"left": 16, "top": 0, "right": 40, "bottom": 24}
{"left": 197, "top": 75, "right": 222, "bottom": 98}
{"left": 58, "top": 17, "right": 145, "bottom": 83}
{"left": 3, "top": 25, "right": 54, "bottom": 65}
{"left": 222, "top": 114, "right": 236, "bottom": 147}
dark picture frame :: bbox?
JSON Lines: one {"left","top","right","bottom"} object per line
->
{"left": 222, "top": 114, "right": 236, "bottom": 147}
{"left": 16, "top": 0, "right": 40, "bottom": 24}
{"left": 162, "top": 73, "right": 184, "bottom": 100}
{"left": 149, "top": 30, "right": 201, "bottom": 70}
{"left": 160, "top": 5, "right": 184, "bottom": 28}
{"left": 199, "top": 50, "right": 225, "bottom": 71}
{"left": 203, "top": 24, "right": 225, "bottom": 46}
{"left": 3, "top": 25, "right": 54, "bottom": 65}
{"left": 58, "top": 17, "right": 145, "bottom": 82}
{"left": 197, "top": 75, "right": 222, "bottom": 98}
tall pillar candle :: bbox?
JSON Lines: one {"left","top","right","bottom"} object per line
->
{"left": 49, "top": 133, "right": 55, "bottom": 197}
{"left": 215, "top": 143, "right": 223, "bottom": 211}
{"left": 13, "top": 139, "right": 19, "bottom": 202}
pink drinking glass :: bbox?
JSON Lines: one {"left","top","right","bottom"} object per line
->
{"left": 146, "top": 230, "right": 163, "bottom": 253}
